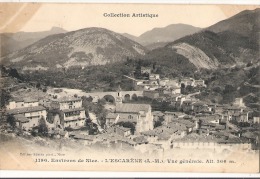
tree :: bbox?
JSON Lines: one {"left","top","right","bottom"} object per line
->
{"left": 36, "top": 82, "right": 41, "bottom": 89}
{"left": 1, "top": 89, "right": 11, "bottom": 108}
{"left": 7, "top": 114, "right": 16, "bottom": 129}
{"left": 223, "top": 84, "right": 236, "bottom": 94}
{"left": 213, "top": 86, "right": 222, "bottom": 93}
{"left": 31, "top": 127, "right": 38, "bottom": 137}
{"left": 116, "top": 121, "right": 136, "bottom": 134}
{"left": 38, "top": 117, "right": 48, "bottom": 136}
{"left": 154, "top": 120, "right": 162, "bottom": 128}
{"left": 185, "top": 85, "right": 193, "bottom": 93}
{"left": 88, "top": 123, "right": 98, "bottom": 135}
{"left": 9, "top": 68, "right": 22, "bottom": 80}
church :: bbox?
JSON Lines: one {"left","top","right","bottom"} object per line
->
{"left": 114, "top": 103, "right": 154, "bottom": 134}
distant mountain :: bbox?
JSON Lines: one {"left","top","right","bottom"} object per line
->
{"left": 145, "top": 8, "right": 259, "bottom": 71}
{"left": 206, "top": 8, "right": 260, "bottom": 37}
{"left": 122, "top": 24, "right": 202, "bottom": 49}
{"left": 0, "top": 27, "right": 67, "bottom": 56}
{"left": 0, "top": 34, "right": 22, "bottom": 56}
{"left": 1, "top": 27, "right": 147, "bottom": 70}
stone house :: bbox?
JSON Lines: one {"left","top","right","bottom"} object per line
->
{"left": 6, "top": 106, "right": 47, "bottom": 131}
{"left": 193, "top": 102, "right": 209, "bottom": 113}
{"left": 163, "top": 87, "right": 181, "bottom": 95}
{"left": 114, "top": 103, "right": 154, "bottom": 134}
{"left": 194, "top": 79, "right": 206, "bottom": 87}
{"left": 180, "top": 78, "right": 195, "bottom": 87}
{"left": 149, "top": 74, "right": 160, "bottom": 80}
{"left": 231, "top": 112, "right": 249, "bottom": 123}
{"left": 182, "top": 100, "right": 194, "bottom": 112}
{"left": 163, "top": 111, "right": 185, "bottom": 124}
{"left": 167, "top": 79, "right": 181, "bottom": 88}
{"left": 142, "top": 123, "right": 187, "bottom": 149}
{"left": 106, "top": 125, "right": 131, "bottom": 137}
{"left": 6, "top": 98, "right": 39, "bottom": 110}
{"left": 51, "top": 97, "right": 82, "bottom": 110}
{"left": 50, "top": 97, "right": 86, "bottom": 129}
{"left": 141, "top": 67, "right": 152, "bottom": 75}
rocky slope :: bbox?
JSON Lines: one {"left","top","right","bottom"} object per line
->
{"left": 169, "top": 42, "right": 219, "bottom": 69}
{"left": 1, "top": 27, "right": 147, "bottom": 70}
{"left": 146, "top": 8, "right": 259, "bottom": 71}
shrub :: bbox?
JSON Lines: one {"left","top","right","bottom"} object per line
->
{"left": 6, "top": 115, "right": 16, "bottom": 129}
{"left": 116, "top": 121, "right": 136, "bottom": 135}
{"left": 38, "top": 117, "right": 48, "bottom": 136}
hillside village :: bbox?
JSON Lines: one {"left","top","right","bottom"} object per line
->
{"left": 0, "top": 8, "right": 259, "bottom": 154}
{"left": 0, "top": 65, "right": 259, "bottom": 153}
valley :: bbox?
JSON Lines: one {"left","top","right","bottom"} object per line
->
{"left": 0, "top": 7, "right": 259, "bottom": 160}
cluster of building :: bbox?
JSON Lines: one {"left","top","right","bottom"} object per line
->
{"left": 5, "top": 96, "right": 86, "bottom": 132}
{"left": 5, "top": 98, "right": 47, "bottom": 131}
{"left": 2, "top": 65, "right": 259, "bottom": 151}
{"left": 132, "top": 67, "right": 206, "bottom": 96}
{"left": 69, "top": 104, "right": 258, "bottom": 151}
{"left": 123, "top": 67, "right": 207, "bottom": 102}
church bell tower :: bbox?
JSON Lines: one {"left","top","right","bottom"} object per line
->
{"left": 115, "top": 85, "right": 123, "bottom": 104}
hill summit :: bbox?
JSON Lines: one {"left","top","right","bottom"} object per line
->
{"left": 2, "top": 27, "right": 147, "bottom": 71}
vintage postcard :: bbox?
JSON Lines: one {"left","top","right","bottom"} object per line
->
{"left": 0, "top": 2, "right": 259, "bottom": 173}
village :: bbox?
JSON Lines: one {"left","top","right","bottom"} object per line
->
{"left": 1, "top": 66, "right": 259, "bottom": 153}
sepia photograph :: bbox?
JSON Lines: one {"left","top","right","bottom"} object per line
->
{"left": 0, "top": 1, "right": 259, "bottom": 175}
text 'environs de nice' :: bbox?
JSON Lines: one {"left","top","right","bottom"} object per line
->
{"left": 103, "top": 13, "right": 159, "bottom": 18}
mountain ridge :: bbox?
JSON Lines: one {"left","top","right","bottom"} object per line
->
{"left": 122, "top": 23, "right": 202, "bottom": 49}
{"left": 2, "top": 27, "right": 147, "bottom": 70}
{"left": 0, "top": 27, "right": 67, "bottom": 56}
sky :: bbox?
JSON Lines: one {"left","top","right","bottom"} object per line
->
{"left": 1, "top": 3, "right": 259, "bottom": 36}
